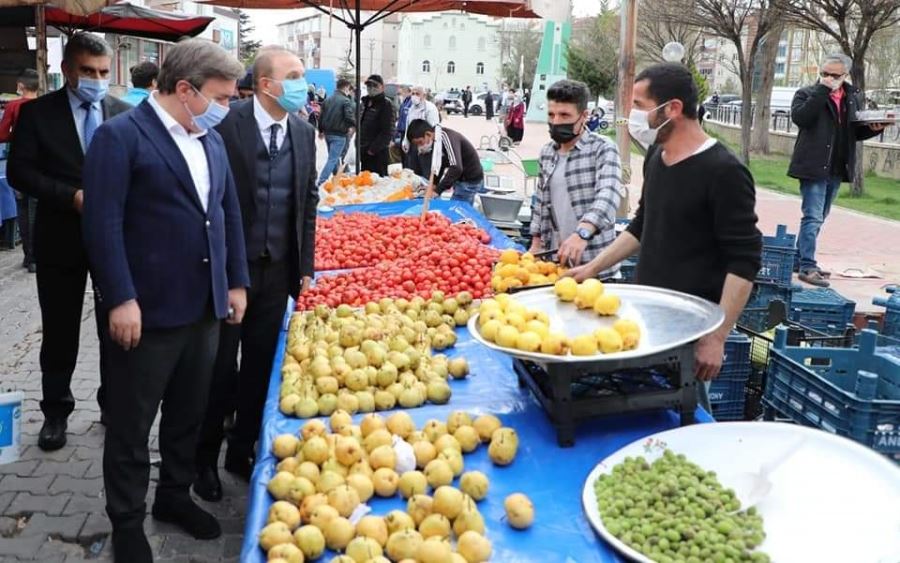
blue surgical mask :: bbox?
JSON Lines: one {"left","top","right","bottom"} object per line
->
{"left": 186, "top": 85, "right": 229, "bottom": 132}
{"left": 266, "top": 78, "right": 308, "bottom": 113}
{"left": 74, "top": 76, "right": 109, "bottom": 103}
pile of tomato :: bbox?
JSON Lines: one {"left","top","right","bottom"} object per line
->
{"left": 296, "top": 239, "right": 498, "bottom": 310}
{"left": 315, "top": 212, "right": 493, "bottom": 271}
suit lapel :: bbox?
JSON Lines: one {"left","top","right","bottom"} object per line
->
{"left": 131, "top": 102, "right": 205, "bottom": 214}
{"left": 238, "top": 102, "right": 259, "bottom": 187}
{"left": 200, "top": 135, "right": 218, "bottom": 213}
{"left": 52, "top": 89, "right": 85, "bottom": 161}
{"left": 287, "top": 115, "right": 304, "bottom": 197}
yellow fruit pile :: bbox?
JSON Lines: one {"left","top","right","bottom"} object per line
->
{"left": 490, "top": 249, "right": 565, "bottom": 293}
{"left": 476, "top": 282, "right": 642, "bottom": 356}
{"left": 260, "top": 410, "right": 529, "bottom": 562}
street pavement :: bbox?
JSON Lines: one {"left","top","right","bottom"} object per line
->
{"left": 0, "top": 108, "right": 896, "bottom": 563}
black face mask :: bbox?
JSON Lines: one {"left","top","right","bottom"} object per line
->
{"left": 549, "top": 118, "right": 582, "bottom": 144}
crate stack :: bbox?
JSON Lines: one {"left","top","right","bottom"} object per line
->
{"left": 789, "top": 287, "right": 856, "bottom": 335}
{"left": 708, "top": 331, "right": 753, "bottom": 421}
{"left": 873, "top": 285, "right": 900, "bottom": 339}
{"left": 738, "top": 224, "right": 796, "bottom": 332}
{"left": 763, "top": 327, "right": 900, "bottom": 461}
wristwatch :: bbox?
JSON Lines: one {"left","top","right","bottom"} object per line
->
{"left": 576, "top": 227, "right": 593, "bottom": 241}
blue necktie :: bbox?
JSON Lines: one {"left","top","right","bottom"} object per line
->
{"left": 81, "top": 101, "right": 99, "bottom": 149}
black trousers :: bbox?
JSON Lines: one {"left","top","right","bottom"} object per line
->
{"left": 16, "top": 196, "right": 35, "bottom": 264}
{"left": 103, "top": 308, "right": 219, "bottom": 529}
{"left": 361, "top": 147, "right": 389, "bottom": 176}
{"left": 463, "top": 103, "right": 469, "bottom": 117}
{"left": 36, "top": 261, "right": 110, "bottom": 419}
{"left": 196, "top": 260, "right": 289, "bottom": 466}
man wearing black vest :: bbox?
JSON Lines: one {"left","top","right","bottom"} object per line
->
{"left": 194, "top": 47, "right": 318, "bottom": 500}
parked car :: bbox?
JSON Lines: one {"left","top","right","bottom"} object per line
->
{"left": 769, "top": 87, "right": 798, "bottom": 115}
{"left": 596, "top": 95, "right": 615, "bottom": 114}
{"left": 468, "top": 92, "right": 503, "bottom": 116}
{"left": 704, "top": 93, "right": 741, "bottom": 106}
{"left": 436, "top": 90, "right": 464, "bottom": 114}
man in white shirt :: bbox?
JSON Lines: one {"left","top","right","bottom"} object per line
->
{"left": 82, "top": 39, "right": 249, "bottom": 563}
{"left": 403, "top": 84, "right": 440, "bottom": 170}
{"left": 194, "top": 46, "right": 319, "bottom": 501}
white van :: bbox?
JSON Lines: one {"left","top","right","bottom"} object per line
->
{"left": 770, "top": 87, "right": 798, "bottom": 115}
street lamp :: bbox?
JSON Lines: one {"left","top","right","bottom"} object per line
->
{"left": 662, "top": 41, "right": 685, "bottom": 63}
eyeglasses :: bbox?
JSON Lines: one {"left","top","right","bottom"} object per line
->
{"left": 820, "top": 71, "right": 845, "bottom": 79}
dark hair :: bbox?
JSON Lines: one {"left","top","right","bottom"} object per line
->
{"left": 336, "top": 78, "right": 351, "bottom": 90}
{"left": 17, "top": 68, "right": 39, "bottom": 92}
{"left": 63, "top": 33, "right": 112, "bottom": 64}
{"left": 635, "top": 63, "right": 698, "bottom": 119}
{"left": 129, "top": 61, "right": 158, "bottom": 89}
{"left": 406, "top": 119, "right": 434, "bottom": 141}
{"left": 546, "top": 79, "right": 590, "bottom": 112}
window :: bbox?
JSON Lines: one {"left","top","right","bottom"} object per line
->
{"left": 422, "top": 60, "right": 431, "bottom": 73}
{"left": 775, "top": 62, "right": 786, "bottom": 75}
{"left": 449, "top": 36, "right": 456, "bottom": 50}
{"left": 477, "top": 37, "right": 486, "bottom": 51}
{"left": 777, "top": 44, "right": 787, "bottom": 58}
{"left": 424, "top": 35, "right": 431, "bottom": 48}
{"left": 476, "top": 62, "right": 484, "bottom": 75}
{"left": 447, "top": 61, "right": 455, "bottom": 74}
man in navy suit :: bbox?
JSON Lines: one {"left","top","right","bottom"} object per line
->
{"left": 82, "top": 39, "right": 249, "bottom": 563}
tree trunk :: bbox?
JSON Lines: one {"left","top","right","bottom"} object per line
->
{"left": 739, "top": 68, "right": 753, "bottom": 164}
{"left": 850, "top": 62, "right": 866, "bottom": 196}
{"left": 750, "top": 24, "right": 784, "bottom": 155}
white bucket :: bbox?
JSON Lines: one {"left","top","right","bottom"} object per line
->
{"left": 0, "top": 391, "right": 23, "bottom": 464}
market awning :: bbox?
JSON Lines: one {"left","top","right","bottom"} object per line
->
{"left": 0, "top": 0, "right": 112, "bottom": 16}
{"left": 44, "top": 2, "right": 214, "bottom": 41}
{"left": 197, "top": 0, "right": 537, "bottom": 18}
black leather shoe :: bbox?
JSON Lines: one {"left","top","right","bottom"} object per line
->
{"left": 223, "top": 450, "right": 253, "bottom": 482}
{"left": 111, "top": 527, "right": 152, "bottom": 563}
{"left": 193, "top": 465, "right": 223, "bottom": 502}
{"left": 26, "top": 262, "right": 36, "bottom": 273}
{"left": 38, "top": 418, "right": 67, "bottom": 451}
{"left": 152, "top": 497, "right": 221, "bottom": 539}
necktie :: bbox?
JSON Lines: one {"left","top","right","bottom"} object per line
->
{"left": 269, "top": 123, "right": 281, "bottom": 159}
{"left": 81, "top": 101, "right": 99, "bottom": 150}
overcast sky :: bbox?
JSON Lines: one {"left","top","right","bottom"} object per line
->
{"left": 246, "top": 0, "right": 606, "bottom": 42}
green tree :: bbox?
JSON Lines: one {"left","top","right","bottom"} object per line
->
{"left": 565, "top": 9, "right": 618, "bottom": 97}
{"left": 234, "top": 9, "right": 261, "bottom": 65}
{"left": 690, "top": 63, "right": 709, "bottom": 104}
{"left": 498, "top": 22, "right": 541, "bottom": 90}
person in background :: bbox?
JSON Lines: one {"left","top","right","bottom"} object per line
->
{"left": 119, "top": 61, "right": 158, "bottom": 107}
{"left": 194, "top": 46, "right": 318, "bottom": 499}
{"left": 484, "top": 88, "right": 494, "bottom": 120}
{"left": 358, "top": 74, "right": 394, "bottom": 176}
{"left": 568, "top": 63, "right": 762, "bottom": 405}
{"left": 82, "top": 38, "right": 249, "bottom": 562}
{"left": 462, "top": 85, "right": 473, "bottom": 118}
{"left": 237, "top": 70, "right": 254, "bottom": 99}
{"left": 403, "top": 85, "right": 440, "bottom": 170}
{"left": 505, "top": 92, "right": 526, "bottom": 144}
{"left": 528, "top": 79, "right": 623, "bottom": 272}
{"left": 7, "top": 33, "right": 130, "bottom": 451}
{"left": 788, "top": 53, "right": 886, "bottom": 288}
{"left": 406, "top": 119, "right": 484, "bottom": 204}
{"left": 524, "top": 88, "right": 531, "bottom": 110}
{"left": 317, "top": 78, "right": 356, "bottom": 185}
{"left": 0, "top": 68, "right": 39, "bottom": 272}
{"left": 390, "top": 85, "right": 412, "bottom": 164}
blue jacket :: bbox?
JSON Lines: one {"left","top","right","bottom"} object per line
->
{"left": 120, "top": 87, "right": 151, "bottom": 107}
{"left": 82, "top": 100, "right": 250, "bottom": 329}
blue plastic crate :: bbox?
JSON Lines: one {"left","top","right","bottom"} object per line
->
{"left": 711, "top": 399, "right": 746, "bottom": 421}
{"left": 758, "top": 224, "right": 796, "bottom": 287}
{"left": 873, "top": 285, "right": 900, "bottom": 339}
{"left": 710, "top": 332, "right": 752, "bottom": 409}
{"left": 763, "top": 328, "right": 900, "bottom": 458}
{"left": 789, "top": 287, "right": 855, "bottom": 335}
{"left": 739, "top": 283, "right": 792, "bottom": 332}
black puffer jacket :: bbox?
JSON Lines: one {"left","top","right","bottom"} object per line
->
{"left": 788, "top": 82, "right": 880, "bottom": 182}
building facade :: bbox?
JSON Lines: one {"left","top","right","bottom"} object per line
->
{"left": 397, "top": 12, "right": 501, "bottom": 93}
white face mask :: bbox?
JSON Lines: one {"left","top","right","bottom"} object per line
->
{"left": 628, "top": 101, "right": 672, "bottom": 148}
{"left": 411, "top": 95, "right": 422, "bottom": 106}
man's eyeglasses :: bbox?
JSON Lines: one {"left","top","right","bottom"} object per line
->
{"left": 820, "top": 71, "right": 845, "bottom": 79}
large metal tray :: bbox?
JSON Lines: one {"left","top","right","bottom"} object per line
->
{"left": 467, "top": 285, "right": 724, "bottom": 364}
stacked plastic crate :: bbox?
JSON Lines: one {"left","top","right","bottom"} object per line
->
{"left": 738, "top": 225, "right": 796, "bottom": 332}
{"left": 709, "top": 331, "right": 753, "bottom": 421}
{"left": 789, "top": 287, "right": 856, "bottom": 335}
{"left": 873, "top": 286, "right": 900, "bottom": 339}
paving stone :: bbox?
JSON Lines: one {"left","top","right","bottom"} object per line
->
{"left": 0, "top": 515, "right": 21, "bottom": 536}
{"left": 49, "top": 476, "right": 103, "bottom": 497}
{"left": 0, "top": 533, "right": 45, "bottom": 559}
{"left": 83, "top": 462, "right": 103, "bottom": 479}
{"left": 6, "top": 492, "right": 71, "bottom": 516}
{"left": 222, "top": 534, "right": 244, "bottom": 559}
{"left": 78, "top": 512, "right": 111, "bottom": 540}
{"left": 69, "top": 446, "right": 101, "bottom": 462}
{"left": 32, "top": 460, "right": 92, "bottom": 479}
{"left": 0, "top": 474, "right": 54, "bottom": 492}
{"left": 158, "top": 534, "right": 224, "bottom": 560}
{"left": 62, "top": 494, "right": 105, "bottom": 516}
{"left": 0, "top": 459, "right": 39, "bottom": 477}
{"left": 0, "top": 490, "right": 17, "bottom": 513}
{"left": 20, "top": 444, "right": 74, "bottom": 462}
{"left": 22, "top": 513, "right": 87, "bottom": 541}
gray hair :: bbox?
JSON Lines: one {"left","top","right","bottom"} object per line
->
{"left": 157, "top": 38, "right": 244, "bottom": 94}
{"left": 821, "top": 53, "right": 852, "bottom": 74}
{"left": 63, "top": 33, "right": 112, "bottom": 64}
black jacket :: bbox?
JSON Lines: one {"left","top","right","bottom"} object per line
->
{"left": 318, "top": 91, "right": 355, "bottom": 135}
{"left": 359, "top": 93, "right": 394, "bottom": 153}
{"left": 7, "top": 88, "right": 130, "bottom": 267}
{"left": 215, "top": 98, "right": 319, "bottom": 292}
{"left": 788, "top": 82, "right": 880, "bottom": 182}
{"left": 412, "top": 127, "right": 483, "bottom": 193}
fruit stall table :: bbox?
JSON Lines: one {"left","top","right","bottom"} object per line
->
{"left": 240, "top": 200, "right": 714, "bottom": 562}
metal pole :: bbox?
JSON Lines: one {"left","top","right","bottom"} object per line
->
{"left": 35, "top": 5, "right": 49, "bottom": 95}
{"left": 615, "top": 0, "right": 638, "bottom": 218}
{"left": 354, "top": 2, "right": 362, "bottom": 174}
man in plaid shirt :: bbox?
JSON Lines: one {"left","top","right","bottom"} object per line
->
{"left": 529, "top": 79, "right": 624, "bottom": 277}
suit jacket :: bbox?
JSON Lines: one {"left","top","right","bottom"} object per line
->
{"left": 81, "top": 100, "right": 250, "bottom": 330}
{"left": 7, "top": 88, "right": 131, "bottom": 266}
{"left": 215, "top": 98, "right": 318, "bottom": 295}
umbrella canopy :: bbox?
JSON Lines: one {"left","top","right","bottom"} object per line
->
{"left": 44, "top": 2, "right": 214, "bottom": 41}
{"left": 0, "top": 0, "right": 113, "bottom": 16}
{"left": 198, "top": 0, "right": 537, "bottom": 18}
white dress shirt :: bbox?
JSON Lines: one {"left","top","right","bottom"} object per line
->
{"left": 147, "top": 92, "right": 210, "bottom": 212}
{"left": 66, "top": 88, "right": 101, "bottom": 153}
{"left": 253, "top": 95, "right": 289, "bottom": 152}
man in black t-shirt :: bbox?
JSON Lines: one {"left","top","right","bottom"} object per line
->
{"left": 406, "top": 119, "right": 483, "bottom": 204}
{"left": 569, "top": 63, "right": 762, "bottom": 386}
